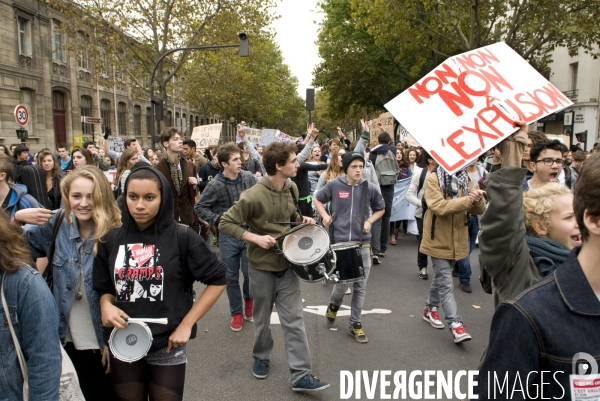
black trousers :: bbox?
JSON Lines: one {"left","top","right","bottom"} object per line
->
{"left": 415, "top": 217, "right": 429, "bottom": 269}
{"left": 64, "top": 342, "right": 116, "bottom": 401}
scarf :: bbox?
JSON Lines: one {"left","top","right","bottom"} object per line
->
{"left": 525, "top": 236, "right": 570, "bottom": 277}
{"left": 165, "top": 153, "right": 183, "bottom": 194}
{"left": 436, "top": 168, "right": 470, "bottom": 199}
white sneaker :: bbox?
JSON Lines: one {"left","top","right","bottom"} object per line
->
{"left": 449, "top": 322, "right": 472, "bottom": 344}
{"left": 345, "top": 287, "right": 352, "bottom": 295}
{"left": 423, "top": 306, "right": 444, "bottom": 329}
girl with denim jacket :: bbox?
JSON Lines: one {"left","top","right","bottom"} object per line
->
{"left": 25, "top": 166, "right": 121, "bottom": 401}
{"left": 0, "top": 212, "right": 61, "bottom": 400}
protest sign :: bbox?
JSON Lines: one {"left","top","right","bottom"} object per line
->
{"left": 191, "top": 123, "right": 222, "bottom": 149}
{"left": 369, "top": 112, "right": 395, "bottom": 148}
{"left": 384, "top": 42, "right": 573, "bottom": 174}
{"left": 390, "top": 177, "right": 415, "bottom": 222}
{"left": 236, "top": 128, "right": 300, "bottom": 146}
{"left": 108, "top": 137, "right": 125, "bottom": 152}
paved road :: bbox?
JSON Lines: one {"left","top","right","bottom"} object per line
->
{"left": 183, "top": 234, "right": 495, "bottom": 400}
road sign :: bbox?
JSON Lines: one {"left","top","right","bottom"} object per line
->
{"left": 14, "top": 104, "right": 28, "bottom": 126}
{"left": 81, "top": 116, "right": 103, "bottom": 124}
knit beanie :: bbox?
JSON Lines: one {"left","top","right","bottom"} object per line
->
{"left": 342, "top": 152, "right": 365, "bottom": 173}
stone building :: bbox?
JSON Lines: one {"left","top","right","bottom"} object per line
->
{"left": 0, "top": 0, "right": 208, "bottom": 153}
{"left": 541, "top": 45, "right": 600, "bottom": 151}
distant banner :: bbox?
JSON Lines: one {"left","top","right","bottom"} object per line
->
{"left": 191, "top": 123, "right": 222, "bottom": 149}
{"left": 390, "top": 178, "right": 416, "bottom": 222}
{"left": 237, "top": 128, "right": 300, "bottom": 146}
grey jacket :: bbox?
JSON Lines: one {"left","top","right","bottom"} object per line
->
{"left": 315, "top": 176, "right": 385, "bottom": 243}
{"left": 194, "top": 170, "right": 259, "bottom": 226}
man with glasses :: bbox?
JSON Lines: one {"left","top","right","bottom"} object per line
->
{"left": 524, "top": 139, "right": 565, "bottom": 191}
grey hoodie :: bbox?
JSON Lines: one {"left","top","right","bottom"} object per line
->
{"left": 315, "top": 176, "right": 385, "bottom": 244}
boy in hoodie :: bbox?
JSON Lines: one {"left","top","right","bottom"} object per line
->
{"left": 314, "top": 152, "right": 385, "bottom": 343}
{"left": 0, "top": 154, "right": 50, "bottom": 225}
{"left": 219, "top": 142, "right": 330, "bottom": 392}
{"left": 194, "top": 138, "right": 259, "bottom": 332}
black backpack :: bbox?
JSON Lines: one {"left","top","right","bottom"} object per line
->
{"left": 14, "top": 164, "right": 52, "bottom": 209}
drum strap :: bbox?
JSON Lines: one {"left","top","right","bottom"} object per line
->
{"left": 289, "top": 186, "right": 303, "bottom": 219}
{"left": 359, "top": 181, "right": 368, "bottom": 246}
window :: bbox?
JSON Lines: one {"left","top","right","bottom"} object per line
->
{"left": 52, "top": 21, "right": 65, "bottom": 63}
{"left": 570, "top": 62, "right": 578, "bottom": 91}
{"left": 98, "top": 48, "right": 108, "bottom": 77}
{"left": 146, "top": 107, "right": 152, "bottom": 137}
{"left": 101, "top": 99, "right": 111, "bottom": 130}
{"left": 134, "top": 105, "right": 141, "bottom": 137}
{"left": 166, "top": 110, "right": 172, "bottom": 127}
{"left": 190, "top": 115, "right": 194, "bottom": 130}
{"left": 77, "top": 34, "right": 89, "bottom": 70}
{"left": 118, "top": 102, "right": 127, "bottom": 136}
{"left": 80, "top": 96, "right": 93, "bottom": 134}
{"left": 18, "top": 18, "right": 31, "bottom": 56}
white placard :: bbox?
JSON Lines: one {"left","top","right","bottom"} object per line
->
{"left": 384, "top": 42, "right": 573, "bottom": 174}
{"left": 191, "top": 123, "right": 222, "bottom": 149}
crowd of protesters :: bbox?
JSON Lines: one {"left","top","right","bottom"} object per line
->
{"left": 0, "top": 118, "right": 599, "bottom": 400}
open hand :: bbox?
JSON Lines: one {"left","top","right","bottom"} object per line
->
{"left": 360, "top": 119, "right": 370, "bottom": 132}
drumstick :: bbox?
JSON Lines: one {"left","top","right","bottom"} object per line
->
{"left": 266, "top": 221, "right": 305, "bottom": 225}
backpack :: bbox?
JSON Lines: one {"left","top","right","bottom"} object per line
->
{"left": 14, "top": 164, "right": 52, "bottom": 209}
{"left": 374, "top": 149, "right": 398, "bottom": 186}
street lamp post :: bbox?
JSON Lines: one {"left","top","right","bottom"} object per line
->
{"left": 149, "top": 33, "right": 249, "bottom": 149}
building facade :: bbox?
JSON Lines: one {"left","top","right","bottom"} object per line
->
{"left": 542, "top": 46, "right": 600, "bottom": 151}
{"left": 0, "top": 0, "right": 211, "bottom": 153}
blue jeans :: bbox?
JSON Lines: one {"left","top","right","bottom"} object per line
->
{"left": 219, "top": 232, "right": 250, "bottom": 315}
{"left": 455, "top": 215, "right": 480, "bottom": 284}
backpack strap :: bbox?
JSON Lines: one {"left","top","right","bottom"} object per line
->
{"left": 288, "top": 185, "right": 303, "bottom": 219}
{"left": 44, "top": 209, "right": 65, "bottom": 288}
{"left": 359, "top": 181, "right": 368, "bottom": 244}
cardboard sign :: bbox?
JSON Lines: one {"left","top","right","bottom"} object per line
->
{"left": 384, "top": 42, "right": 573, "bottom": 174}
{"left": 369, "top": 112, "right": 395, "bottom": 148}
{"left": 191, "top": 123, "right": 222, "bottom": 149}
{"left": 236, "top": 128, "right": 300, "bottom": 146}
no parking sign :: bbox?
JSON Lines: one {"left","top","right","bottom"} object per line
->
{"left": 14, "top": 104, "right": 29, "bottom": 126}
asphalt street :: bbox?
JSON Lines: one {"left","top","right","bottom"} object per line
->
{"left": 183, "top": 234, "right": 495, "bottom": 400}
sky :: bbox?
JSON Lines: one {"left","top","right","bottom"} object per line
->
{"left": 271, "top": 0, "right": 324, "bottom": 99}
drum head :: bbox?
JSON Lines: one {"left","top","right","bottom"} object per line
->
{"left": 109, "top": 321, "right": 153, "bottom": 362}
{"left": 283, "top": 225, "right": 330, "bottom": 264}
{"left": 331, "top": 241, "right": 361, "bottom": 251}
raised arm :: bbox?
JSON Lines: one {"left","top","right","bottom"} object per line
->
{"left": 297, "top": 124, "right": 319, "bottom": 164}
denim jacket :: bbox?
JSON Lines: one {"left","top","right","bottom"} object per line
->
{"left": 25, "top": 211, "right": 105, "bottom": 349}
{"left": 0, "top": 267, "right": 61, "bottom": 400}
{"left": 477, "top": 248, "right": 600, "bottom": 400}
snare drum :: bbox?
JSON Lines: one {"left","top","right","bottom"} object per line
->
{"left": 283, "top": 225, "right": 335, "bottom": 282}
{"left": 326, "top": 242, "right": 365, "bottom": 284}
{"left": 109, "top": 321, "right": 153, "bottom": 363}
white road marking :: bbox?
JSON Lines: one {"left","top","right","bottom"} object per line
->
{"left": 270, "top": 305, "right": 392, "bottom": 324}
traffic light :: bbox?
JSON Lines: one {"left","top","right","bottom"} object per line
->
{"left": 306, "top": 88, "right": 315, "bottom": 111}
{"left": 152, "top": 99, "right": 164, "bottom": 121}
{"left": 575, "top": 130, "right": 588, "bottom": 143}
{"left": 239, "top": 33, "right": 249, "bottom": 57}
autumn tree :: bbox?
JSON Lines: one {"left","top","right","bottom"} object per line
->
{"left": 314, "top": 0, "right": 600, "bottom": 116}
{"left": 181, "top": 35, "right": 306, "bottom": 136}
{"left": 51, "top": 0, "right": 276, "bottom": 138}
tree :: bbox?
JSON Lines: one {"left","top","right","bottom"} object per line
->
{"left": 181, "top": 35, "right": 307, "bottom": 136}
{"left": 314, "top": 0, "right": 600, "bottom": 116}
{"left": 50, "top": 0, "right": 275, "bottom": 136}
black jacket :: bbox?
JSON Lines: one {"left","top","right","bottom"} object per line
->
{"left": 93, "top": 166, "right": 226, "bottom": 352}
{"left": 198, "top": 161, "right": 221, "bottom": 192}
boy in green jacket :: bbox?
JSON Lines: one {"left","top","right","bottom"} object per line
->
{"left": 219, "top": 142, "right": 329, "bottom": 392}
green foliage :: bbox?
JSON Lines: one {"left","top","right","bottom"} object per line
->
{"left": 181, "top": 35, "right": 306, "bottom": 135}
{"left": 314, "top": 0, "right": 600, "bottom": 117}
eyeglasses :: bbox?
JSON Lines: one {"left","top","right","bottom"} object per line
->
{"left": 536, "top": 158, "right": 564, "bottom": 166}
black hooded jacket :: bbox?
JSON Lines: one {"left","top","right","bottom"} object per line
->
{"left": 93, "top": 166, "right": 226, "bottom": 352}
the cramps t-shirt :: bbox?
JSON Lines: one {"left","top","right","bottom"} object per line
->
{"left": 114, "top": 243, "right": 164, "bottom": 303}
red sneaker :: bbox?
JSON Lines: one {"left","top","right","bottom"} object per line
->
{"left": 230, "top": 313, "right": 243, "bottom": 331}
{"left": 450, "top": 322, "right": 472, "bottom": 343}
{"left": 244, "top": 299, "right": 254, "bottom": 321}
{"left": 390, "top": 236, "right": 397, "bottom": 245}
{"left": 423, "top": 306, "right": 444, "bottom": 329}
